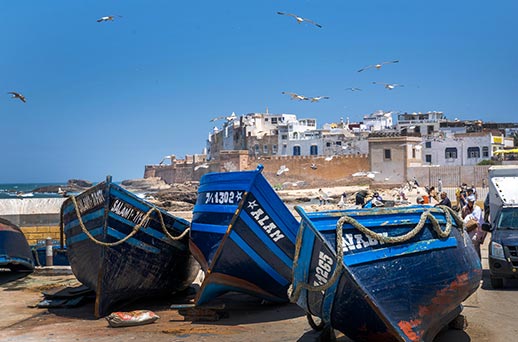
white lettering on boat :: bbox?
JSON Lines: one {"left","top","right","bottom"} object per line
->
{"left": 110, "top": 199, "right": 149, "bottom": 226}
{"left": 77, "top": 189, "right": 104, "bottom": 214}
{"left": 313, "top": 251, "right": 334, "bottom": 287}
{"left": 342, "top": 232, "right": 387, "bottom": 252}
{"left": 204, "top": 191, "right": 243, "bottom": 204}
{"left": 248, "top": 203, "right": 285, "bottom": 242}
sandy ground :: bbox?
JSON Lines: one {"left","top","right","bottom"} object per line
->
{"left": 1, "top": 241, "right": 517, "bottom": 342}
{"left": 1, "top": 187, "right": 513, "bottom": 342}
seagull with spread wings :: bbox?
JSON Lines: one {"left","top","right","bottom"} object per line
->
{"left": 277, "top": 12, "right": 322, "bottom": 28}
{"left": 8, "top": 92, "right": 26, "bottom": 103}
{"left": 345, "top": 87, "right": 362, "bottom": 92}
{"left": 372, "top": 82, "right": 404, "bottom": 90}
{"left": 308, "top": 96, "right": 330, "bottom": 102}
{"left": 282, "top": 91, "right": 308, "bottom": 101}
{"left": 357, "top": 60, "right": 399, "bottom": 72}
{"left": 97, "top": 15, "right": 122, "bottom": 22}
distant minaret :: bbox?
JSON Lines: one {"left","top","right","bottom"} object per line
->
{"left": 265, "top": 106, "right": 269, "bottom": 115}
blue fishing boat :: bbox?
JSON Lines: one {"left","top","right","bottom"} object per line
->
{"left": 61, "top": 176, "right": 199, "bottom": 318}
{"left": 0, "top": 218, "right": 35, "bottom": 272}
{"left": 190, "top": 165, "right": 300, "bottom": 305}
{"left": 290, "top": 205, "right": 482, "bottom": 342}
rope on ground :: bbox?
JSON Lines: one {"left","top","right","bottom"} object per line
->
{"left": 70, "top": 196, "right": 189, "bottom": 247}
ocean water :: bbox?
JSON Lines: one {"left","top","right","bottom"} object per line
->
{"left": 0, "top": 182, "right": 67, "bottom": 199}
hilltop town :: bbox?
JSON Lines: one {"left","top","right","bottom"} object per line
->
{"left": 143, "top": 110, "right": 518, "bottom": 190}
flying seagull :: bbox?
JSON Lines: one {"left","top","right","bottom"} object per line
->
{"left": 308, "top": 96, "right": 330, "bottom": 102}
{"left": 282, "top": 91, "right": 308, "bottom": 101}
{"left": 372, "top": 82, "right": 404, "bottom": 90}
{"left": 97, "top": 15, "right": 122, "bottom": 22}
{"left": 345, "top": 87, "right": 362, "bottom": 92}
{"left": 8, "top": 92, "right": 26, "bottom": 103}
{"left": 194, "top": 163, "right": 209, "bottom": 171}
{"left": 357, "top": 60, "right": 399, "bottom": 72}
{"left": 276, "top": 165, "right": 289, "bottom": 176}
{"left": 277, "top": 12, "right": 322, "bottom": 28}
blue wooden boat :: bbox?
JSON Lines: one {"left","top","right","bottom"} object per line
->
{"left": 0, "top": 218, "right": 35, "bottom": 272}
{"left": 190, "top": 165, "right": 300, "bottom": 305}
{"left": 61, "top": 176, "right": 199, "bottom": 318}
{"left": 290, "top": 205, "right": 482, "bottom": 342}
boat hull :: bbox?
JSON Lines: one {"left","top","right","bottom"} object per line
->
{"left": 61, "top": 178, "right": 199, "bottom": 318}
{"left": 0, "top": 218, "right": 35, "bottom": 272}
{"left": 191, "top": 165, "right": 300, "bottom": 305}
{"left": 291, "top": 205, "right": 482, "bottom": 342}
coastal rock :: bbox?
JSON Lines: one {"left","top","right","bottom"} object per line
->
{"left": 142, "top": 182, "right": 199, "bottom": 212}
{"left": 121, "top": 177, "right": 172, "bottom": 192}
{"left": 32, "top": 179, "right": 92, "bottom": 194}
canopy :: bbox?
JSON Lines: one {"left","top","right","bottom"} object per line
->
{"left": 494, "top": 148, "right": 518, "bottom": 154}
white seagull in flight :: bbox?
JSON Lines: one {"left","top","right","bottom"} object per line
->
{"left": 277, "top": 12, "right": 322, "bottom": 28}
{"left": 357, "top": 60, "right": 399, "bottom": 72}
{"left": 8, "top": 91, "right": 26, "bottom": 103}
{"left": 308, "top": 96, "right": 330, "bottom": 103}
{"left": 372, "top": 82, "right": 404, "bottom": 90}
{"left": 345, "top": 87, "right": 362, "bottom": 92}
{"left": 97, "top": 15, "right": 122, "bottom": 22}
{"left": 282, "top": 91, "right": 308, "bottom": 101}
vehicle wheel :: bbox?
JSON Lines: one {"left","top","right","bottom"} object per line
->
{"left": 306, "top": 313, "right": 325, "bottom": 331}
{"left": 490, "top": 276, "right": 504, "bottom": 289}
{"left": 449, "top": 314, "right": 468, "bottom": 330}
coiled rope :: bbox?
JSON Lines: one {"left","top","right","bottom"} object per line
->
{"left": 289, "top": 205, "right": 462, "bottom": 303}
{"left": 70, "top": 196, "right": 190, "bottom": 247}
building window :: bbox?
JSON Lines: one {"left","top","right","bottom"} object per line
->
{"left": 425, "top": 154, "right": 432, "bottom": 163}
{"left": 271, "top": 117, "right": 278, "bottom": 124}
{"left": 293, "top": 146, "right": 301, "bottom": 156}
{"left": 482, "top": 146, "right": 489, "bottom": 157}
{"left": 336, "top": 141, "right": 342, "bottom": 146}
{"left": 412, "top": 148, "right": 416, "bottom": 159}
{"left": 254, "top": 144, "right": 260, "bottom": 154}
{"left": 326, "top": 142, "right": 331, "bottom": 147}
{"left": 427, "top": 125, "right": 434, "bottom": 134}
{"left": 310, "top": 145, "right": 318, "bottom": 155}
{"left": 425, "top": 141, "right": 432, "bottom": 148}
{"left": 467, "top": 147, "right": 480, "bottom": 158}
{"left": 263, "top": 145, "right": 268, "bottom": 154}
{"left": 293, "top": 132, "right": 299, "bottom": 139}
{"left": 281, "top": 134, "right": 288, "bottom": 140}
{"left": 272, "top": 145, "right": 277, "bottom": 154}
{"left": 445, "top": 147, "right": 457, "bottom": 159}
{"left": 384, "top": 149, "right": 391, "bottom": 160}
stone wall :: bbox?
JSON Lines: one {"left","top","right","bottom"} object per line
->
{"left": 0, "top": 198, "right": 65, "bottom": 245}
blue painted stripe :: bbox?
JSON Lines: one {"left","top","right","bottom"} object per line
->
{"left": 321, "top": 273, "right": 340, "bottom": 323}
{"left": 66, "top": 226, "right": 160, "bottom": 254}
{"left": 292, "top": 222, "right": 316, "bottom": 311}
{"left": 191, "top": 223, "right": 228, "bottom": 234}
{"left": 240, "top": 212, "right": 292, "bottom": 268}
{"left": 343, "top": 237, "right": 457, "bottom": 266}
{"left": 106, "top": 227, "right": 160, "bottom": 254}
{"left": 193, "top": 204, "right": 239, "bottom": 215}
{"left": 107, "top": 211, "right": 178, "bottom": 246}
{"left": 64, "top": 208, "right": 104, "bottom": 233}
{"left": 229, "top": 231, "right": 288, "bottom": 286}
{"left": 109, "top": 187, "right": 155, "bottom": 213}
{"left": 67, "top": 227, "right": 103, "bottom": 245}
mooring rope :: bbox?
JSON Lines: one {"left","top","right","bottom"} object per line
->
{"left": 70, "top": 196, "right": 189, "bottom": 247}
{"left": 289, "top": 205, "right": 462, "bottom": 302}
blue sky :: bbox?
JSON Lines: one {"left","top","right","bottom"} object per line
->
{"left": 1, "top": 1, "right": 517, "bottom": 183}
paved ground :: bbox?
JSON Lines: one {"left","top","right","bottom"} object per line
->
{"left": 1, "top": 241, "right": 517, "bottom": 342}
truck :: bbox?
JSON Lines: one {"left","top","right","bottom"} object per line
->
{"left": 483, "top": 165, "right": 518, "bottom": 288}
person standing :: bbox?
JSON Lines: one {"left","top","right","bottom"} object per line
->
{"left": 461, "top": 195, "right": 486, "bottom": 259}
